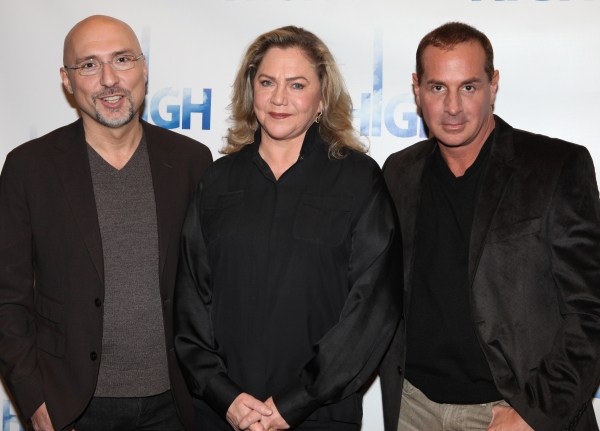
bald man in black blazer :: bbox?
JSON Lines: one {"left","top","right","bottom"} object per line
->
{"left": 0, "top": 16, "right": 211, "bottom": 431}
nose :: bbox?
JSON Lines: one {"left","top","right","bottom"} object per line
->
{"left": 271, "top": 84, "right": 287, "bottom": 106}
{"left": 444, "top": 90, "right": 462, "bottom": 116}
{"left": 99, "top": 62, "right": 119, "bottom": 88}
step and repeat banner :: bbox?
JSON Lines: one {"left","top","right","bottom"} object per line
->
{"left": 1, "top": 0, "right": 599, "bottom": 429}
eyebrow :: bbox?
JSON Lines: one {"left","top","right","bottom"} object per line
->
{"left": 73, "top": 50, "right": 135, "bottom": 64}
{"left": 256, "top": 73, "right": 309, "bottom": 82}
{"left": 426, "top": 78, "right": 482, "bottom": 86}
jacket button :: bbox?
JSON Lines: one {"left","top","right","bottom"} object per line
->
{"left": 90, "top": 351, "right": 98, "bottom": 361}
{"left": 397, "top": 366, "right": 403, "bottom": 376}
{"left": 95, "top": 298, "right": 102, "bottom": 307}
{"left": 400, "top": 311, "right": 405, "bottom": 320}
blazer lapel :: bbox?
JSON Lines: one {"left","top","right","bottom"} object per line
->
{"left": 468, "top": 116, "right": 516, "bottom": 286}
{"left": 395, "top": 140, "right": 436, "bottom": 305}
{"left": 144, "top": 123, "right": 175, "bottom": 284}
{"left": 53, "top": 119, "right": 104, "bottom": 285}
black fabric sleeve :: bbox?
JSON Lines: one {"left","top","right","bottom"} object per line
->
{"left": 173, "top": 179, "right": 243, "bottom": 418}
{"left": 0, "top": 153, "right": 45, "bottom": 420}
{"left": 509, "top": 146, "right": 600, "bottom": 431}
{"left": 272, "top": 166, "right": 404, "bottom": 427}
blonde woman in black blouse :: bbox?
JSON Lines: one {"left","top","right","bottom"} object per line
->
{"left": 174, "top": 26, "right": 403, "bottom": 431}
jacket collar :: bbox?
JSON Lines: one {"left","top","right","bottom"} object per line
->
{"left": 467, "top": 115, "right": 516, "bottom": 286}
{"left": 401, "top": 115, "right": 516, "bottom": 294}
{"left": 52, "top": 118, "right": 177, "bottom": 288}
{"left": 53, "top": 119, "right": 105, "bottom": 285}
{"left": 489, "top": 115, "right": 516, "bottom": 165}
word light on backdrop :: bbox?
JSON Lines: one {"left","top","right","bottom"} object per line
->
{"left": 139, "top": 26, "right": 213, "bottom": 130}
{"left": 353, "top": 30, "right": 428, "bottom": 139}
{"left": 147, "top": 87, "right": 212, "bottom": 130}
{"left": 139, "top": 27, "right": 427, "bottom": 138}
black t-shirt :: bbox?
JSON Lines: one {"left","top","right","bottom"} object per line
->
{"left": 405, "top": 130, "right": 503, "bottom": 404}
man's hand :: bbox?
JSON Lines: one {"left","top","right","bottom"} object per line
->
{"left": 31, "top": 403, "right": 55, "bottom": 431}
{"left": 486, "top": 405, "right": 534, "bottom": 431}
{"left": 258, "top": 397, "right": 290, "bottom": 431}
{"left": 227, "top": 393, "right": 272, "bottom": 431}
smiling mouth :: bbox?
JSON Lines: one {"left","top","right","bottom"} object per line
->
{"left": 102, "top": 95, "right": 123, "bottom": 103}
{"left": 269, "top": 112, "right": 291, "bottom": 119}
{"left": 93, "top": 87, "right": 129, "bottom": 105}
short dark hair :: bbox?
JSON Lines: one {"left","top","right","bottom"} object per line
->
{"left": 416, "top": 22, "right": 494, "bottom": 83}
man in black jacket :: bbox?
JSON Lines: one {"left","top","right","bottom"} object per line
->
{"left": 381, "top": 22, "right": 600, "bottom": 431}
{"left": 0, "top": 15, "right": 212, "bottom": 431}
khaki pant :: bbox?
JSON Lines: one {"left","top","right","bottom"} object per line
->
{"left": 398, "top": 379, "right": 510, "bottom": 431}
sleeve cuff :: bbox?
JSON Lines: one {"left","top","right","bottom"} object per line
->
{"left": 202, "top": 372, "right": 243, "bottom": 419}
{"left": 5, "top": 366, "right": 45, "bottom": 421}
{"left": 273, "top": 376, "right": 321, "bottom": 428}
{"left": 508, "top": 391, "right": 574, "bottom": 431}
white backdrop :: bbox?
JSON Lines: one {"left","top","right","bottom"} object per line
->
{"left": 1, "top": 0, "right": 600, "bottom": 429}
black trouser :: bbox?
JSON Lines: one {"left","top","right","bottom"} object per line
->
{"left": 75, "top": 390, "right": 184, "bottom": 431}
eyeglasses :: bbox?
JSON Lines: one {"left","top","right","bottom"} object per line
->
{"left": 63, "top": 53, "right": 144, "bottom": 76}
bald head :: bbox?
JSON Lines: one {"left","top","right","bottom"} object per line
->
{"left": 60, "top": 15, "right": 147, "bottom": 132}
{"left": 63, "top": 15, "right": 142, "bottom": 66}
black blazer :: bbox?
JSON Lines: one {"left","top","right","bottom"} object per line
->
{"left": 380, "top": 116, "right": 600, "bottom": 431}
{"left": 0, "top": 119, "right": 212, "bottom": 431}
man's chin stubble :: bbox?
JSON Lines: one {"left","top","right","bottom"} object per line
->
{"left": 95, "top": 104, "right": 136, "bottom": 128}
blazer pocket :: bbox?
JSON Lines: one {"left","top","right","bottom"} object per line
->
{"left": 293, "top": 193, "right": 353, "bottom": 246}
{"left": 34, "top": 292, "right": 66, "bottom": 358}
{"left": 489, "top": 217, "right": 542, "bottom": 243}
{"left": 202, "top": 191, "right": 244, "bottom": 242}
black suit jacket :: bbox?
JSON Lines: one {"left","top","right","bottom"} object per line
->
{"left": 0, "top": 119, "right": 212, "bottom": 431}
{"left": 380, "top": 115, "right": 600, "bottom": 431}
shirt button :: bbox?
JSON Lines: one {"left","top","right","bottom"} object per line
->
{"left": 95, "top": 298, "right": 102, "bottom": 307}
{"left": 90, "top": 352, "right": 98, "bottom": 361}
{"left": 400, "top": 311, "right": 405, "bottom": 320}
{"left": 397, "top": 366, "right": 403, "bottom": 376}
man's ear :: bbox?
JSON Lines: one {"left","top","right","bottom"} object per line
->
{"left": 142, "top": 57, "right": 148, "bottom": 84}
{"left": 412, "top": 73, "right": 421, "bottom": 108}
{"left": 490, "top": 69, "right": 499, "bottom": 105}
{"left": 60, "top": 68, "right": 74, "bottom": 94}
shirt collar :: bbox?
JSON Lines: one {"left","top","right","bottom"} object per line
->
{"left": 251, "top": 122, "right": 326, "bottom": 160}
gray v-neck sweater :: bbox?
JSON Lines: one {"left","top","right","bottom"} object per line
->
{"left": 87, "top": 137, "right": 170, "bottom": 397}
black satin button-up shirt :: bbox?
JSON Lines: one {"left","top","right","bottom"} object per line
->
{"left": 174, "top": 124, "right": 402, "bottom": 427}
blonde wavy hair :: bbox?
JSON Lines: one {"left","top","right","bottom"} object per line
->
{"left": 222, "top": 26, "right": 366, "bottom": 158}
